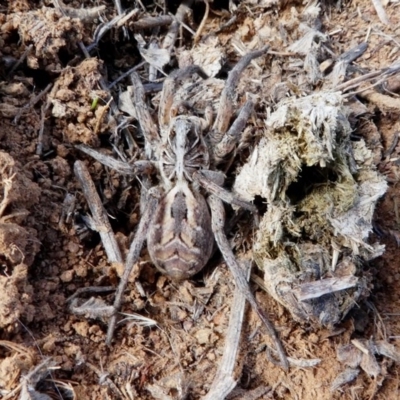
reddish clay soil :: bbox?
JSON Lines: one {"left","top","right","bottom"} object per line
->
{"left": 0, "top": 1, "right": 400, "bottom": 399}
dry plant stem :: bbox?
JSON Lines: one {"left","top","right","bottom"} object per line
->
{"left": 294, "top": 276, "right": 359, "bottom": 301}
{"left": 107, "top": 61, "right": 146, "bottom": 90}
{"left": 162, "top": 0, "right": 194, "bottom": 51}
{"left": 202, "top": 260, "right": 252, "bottom": 400}
{"left": 338, "top": 62, "right": 400, "bottom": 93}
{"left": 194, "top": 0, "right": 210, "bottom": 43}
{"left": 6, "top": 44, "right": 32, "bottom": 79}
{"left": 370, "top": 0, "right": 390, "bottom": 25}
{"left": 106, "top": 190, "right": 160, "bottom": 345}
{"left": 133, "top": 15, "right": 173, "bottom": 30}
{"left": 74, "top": 161, "right": 123, "bottom": 264}
{"left": 113, "top": 0, "right": 129, "bottom": 38}
{"left": 94, "top": 98, "right": 112, "bottom": 136}
{"left": 66, "top": 286, "right": 115, "bottom": 304}
{"left": 86, "top": 361, "right": 124, "bottom": 398}
{"left": 383, "top": 131, "right": 399, "bottom": 158}
{"left": 337, "top": 70, "right": 382, "bottom": 92}
{"left": 114, "top": 0, "right": 124, "bottom": 15}
{"left": 358, "top": 89, "right": 400, "bottom": 112}
{"left": 13, "top": 83, "right": 52, "bottom": 124}
{"left": 36, "top": 104, "right": 47, "bottom": 155}
{"left": 231, "top": 39, "right": 263, "bottom": 72}
{"left": 88, "top": 9, "right": 140, "bottom": 52}
{"left": 215, "top": 15, "right": 237, "bottom": 33}
{"left": 208, "top": 195, "right": 288, "bottom": 370}
{"left": 344, "top": 74, "right": 399, "bottom": 97}
{"left": 212, "top": 46, "right": 269, "bottom": 140}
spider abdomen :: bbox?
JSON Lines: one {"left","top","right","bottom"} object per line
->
{"left": 147, "top": 181, "right": 214, "bottom": 281}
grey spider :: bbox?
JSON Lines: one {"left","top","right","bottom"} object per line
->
{"left": 74, "top": 46, "right": 288, "bottom": 369}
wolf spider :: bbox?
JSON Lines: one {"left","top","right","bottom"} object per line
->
{"left": 74, "top": 46, "right": 287, "bottom": 369}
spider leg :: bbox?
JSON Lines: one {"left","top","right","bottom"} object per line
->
{"left": 76, "top": 144, "right": 155, "bottom": 176}
{"left": 207, "top": 194, "right": 289, "bottom": 370}
{"left": 106, "top": 187, "right": 161, "bottom": 345}
{"left": 193, "top": 170, "right": 257, "bottom": 213}
{"left": 130, "top": 71, "right": 160, "bottom": 152}
{"left": 211, "top": 46, "right": 269, "bottom": 142}
{"left": 213, "top": 100, "right": 254, "bottom": 164}
{"left": 158, "top": 66, "right": 208, "bottom": 135}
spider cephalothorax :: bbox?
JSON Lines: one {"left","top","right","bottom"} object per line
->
{"left": 158, "top": 116, "right": 210, "bottom": 187}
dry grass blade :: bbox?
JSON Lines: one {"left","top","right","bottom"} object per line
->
{"left": 119, "top": 312, "right": 158, "bottom": 328}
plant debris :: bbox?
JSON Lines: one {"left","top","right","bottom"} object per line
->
{"left": 235, "top": 92, "right": 387, "bottom": 327}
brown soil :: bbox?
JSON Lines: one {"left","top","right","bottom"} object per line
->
{"left": 0, "top": 1, "right": 400, "bottom": 399}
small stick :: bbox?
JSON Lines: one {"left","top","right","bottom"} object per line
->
{"left": 0, "top": 171, "right": 16, "bottom": 219}
{"left": 215, "top": 15, "right": 237, "bottom": 33}
{"left": 355, "top": 88, "right": 400, "bottom": 111}
{"left": 202, "top": 259, "right": 252, "bottom": 400}
{"left": 66, "top": 286, "right": 116, "bottom": 304}
{"left": 36, "top": 104, "right": 47, "bottom": 155}
{"left": 107, "top": 61, "right": 145, "bottom": 90}
{"left": 13, "top": 83, "right": 52, "bottom": 124}
{"left": 337, "top": 62, "right": 400, "bottom": 92}
{"left": 113, "top": 0, "right": 129, "bottom": 38}
{"left": 132, "top": 15, "right": 173, "bottom": 30}
{"left": 370, "top": 0, "right": 390, "bottom": 25}
{"left": 337, "top": 70, "right": 382, "bottom": 92}
{"left": 87, "top": 9, "right": 140, "bottom": 52}
{"left": 86, "top": 361, "right": 124, "bottom": 397}
{"left": 6, "top": 44, "right": 33, "bottom": 79}
{"left": 383, "top": 131, "right": 399, "bottom": 158}
{"left": 74, "top": 161, "right": 123, "bottom": 264}
{"left": 106, "top": 188, "right": 160, "bottom": 345}
{"left": 93, "top": 98, "right": 112, "bottom": 136}
{"left": 163, "top": 0, "right": 194, "bottom": 52}
{"left": 294, "top": 276, "right": 359, "bottom": 301}
{"left": 194, "top": 0, "right": 210, "bottom": 43}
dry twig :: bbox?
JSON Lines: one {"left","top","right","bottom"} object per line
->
{"left": 202, "top": 260, "right": 252, "bottom": 400}
{"left": 13, "top": 83, "right": 52, "bottom": 124}
{"left": 370, "top": 0, "right": 391, "bottom": 25}
{"left": 73, "top": 161, "right": 123, "bottom": 264}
